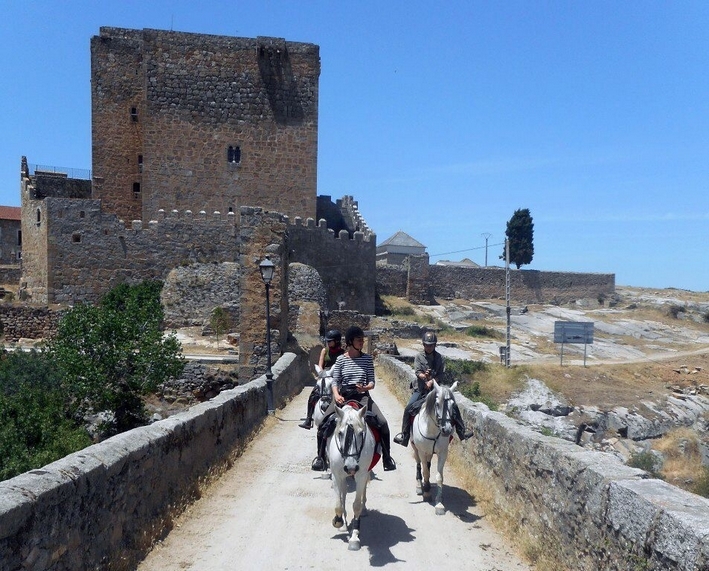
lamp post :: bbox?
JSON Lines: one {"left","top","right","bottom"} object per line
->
{"left": 259, "top": 256, "right": 275, "bottom": 413}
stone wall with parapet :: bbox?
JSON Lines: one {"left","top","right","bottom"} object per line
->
{"left": 23, "top": 198, "right": 238, "bottom": 305}
{"left": 0, "top": 351, "right": 310, "bottom": 571}
{"left": 375, "top": 264, "right": 615, "bottom": 304}
{"left": 288, "top": 214, "right": 376, "bottom": 314}
{"left": 378, "top": 355, "right": 709, "bottom": 571}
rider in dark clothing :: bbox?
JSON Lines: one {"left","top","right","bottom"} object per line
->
{"left": 299, "top": 330, "right": 343, "bottom": 429}
{"left": 394, "top": 331, "right": 474, "bottom": 447}
{"left": 311, "top": 326, "right": 396, "bottom": 472}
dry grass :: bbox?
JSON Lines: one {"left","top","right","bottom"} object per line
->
{"left": 652, "top": 427, "right": 707, "bottom": 487}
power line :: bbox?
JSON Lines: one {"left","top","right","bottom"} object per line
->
{"left": 429, "top": 242, "right": 505, "bottom": 259}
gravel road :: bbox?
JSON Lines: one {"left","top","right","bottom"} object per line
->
{"left": 137, "top": 378, "right": 534, "bottom": 571}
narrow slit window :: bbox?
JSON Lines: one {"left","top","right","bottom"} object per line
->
{"left": 133, "top": 182, "right": 141, "bottom": 198}
{"left": 17, "top": 230, "right": 21, "bottom": 246}
{"left": 228, "top": 145, "right": 241, "bottom": 164}
{"left": 72, "top": 233, "right": 81, "bottom": 243}
{"left": 138, "top": 155, "right": 143, "bottom": 173}
{"left": 130, "top": 107, "right": 138, "bottom": 122}
{"left": 36, "top": 209, "right": 41, "bottom": 224}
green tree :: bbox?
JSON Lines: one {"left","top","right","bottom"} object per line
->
{"left": 49, "top": 281, "right": 185, "bottom": 434}
{"left": 210, "top": 306, "right": 232, "bottom": 348}
{"left": 502, "top": 208, "right": 534, "bottom": 269}
{"left": 0, "top": 348, "right": 91, "bottom": 480}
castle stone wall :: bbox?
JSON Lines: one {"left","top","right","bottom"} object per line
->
{"left": 288, "top": 217, "right": 376, "bottom": 314}
{"left": 375, "top": 263, "right": 616, "bottom": 305}
{"left": 91, "top": 28, "right": 320, "bottom": 224}
{"left": 26, "top": 198, "right": 238, "bottom": 304}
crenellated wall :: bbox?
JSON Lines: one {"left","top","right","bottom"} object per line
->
{"left": 288, "top": 214, "right": 376, "bottom": 314}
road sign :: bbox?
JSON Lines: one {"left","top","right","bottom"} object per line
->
{"left": 554, "top": 321, "right": 594, "bottom": 366}
{"left": 554, "top": 321, "right": 594, "bottom": 344}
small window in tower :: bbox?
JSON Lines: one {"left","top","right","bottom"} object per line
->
{"left": 138, "top": 155, "right": 143, "bottom": 173}
{"left": 133, "top": 182, "right": 141, "bottom": 199}
{"left": 228, "top": 145, "right": 241, "bottom": 164}
{"left": 131, "top": 107, "right": 138, "bottom": 122}
{"left": 36, "top": 209, "right": 41, "bottom": 225}
{"left": 79, "top": 211, "right": 85, "bottom": 218}
{"left": 17, "top": 230, "right": 21, "bottom": 246}
{"left": 72, "top": 233, "right": 81, "bottom": 243}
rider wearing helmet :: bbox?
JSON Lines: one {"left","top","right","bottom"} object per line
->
{"left": 311, "top": 325, "right": 397, "bottom": 472}
{"left": 394, "top": 330, "right": 473, "bottom": 447}
{"left": 299, "top": 329, "right": 344, "bottom": 429}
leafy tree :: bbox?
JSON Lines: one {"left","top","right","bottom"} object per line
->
{"left": 49, "top": 281, "right": 185, "bottom": 434}
{"left": 0, "top": 348, "right": 91, "bottom": 480}
{"left": 502, "top": 208, "right": 534, "bottom": 269}
{"left": 210, "top": 306, "right": 232, "bottom": 348}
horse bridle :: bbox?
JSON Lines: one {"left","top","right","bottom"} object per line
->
{"left": 415, "top": 391, "right": 454, "bottom": 450}
{"left": 336, "top": 423, "right": 366, "bottom": 461}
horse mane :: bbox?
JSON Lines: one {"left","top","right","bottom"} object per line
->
{"left": 423, "top": 388, "right": 438, "bottom": 418}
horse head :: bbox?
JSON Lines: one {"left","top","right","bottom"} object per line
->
{"left": 425, "top": 380, "right": 458, "bottom": 437}
{"left": 313, "top": 364, "right": 334, "bottom": 414}
{"left": 334, "top": 404, "right": 368, "bottom": 476}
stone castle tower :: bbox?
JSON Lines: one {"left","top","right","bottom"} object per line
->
{"left": 90, "top": 27, "right": 320, "bottom": 223}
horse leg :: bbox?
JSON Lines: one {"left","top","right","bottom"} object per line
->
{"left": 348, "top": 475, "right": 368, "bottom": 550}
{"left": 415, "top": 462, "right": 423, "bottom": 496}
{"left": 332, "top": 476, "right": 346, "bottom": 529}
{"left": 434, "top": 449, "right": 448, "bottom": 515}
{"left": 421, "top": 458, "right": 432, "bottom": 501}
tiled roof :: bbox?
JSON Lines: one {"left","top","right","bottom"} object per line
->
{"left": 379, "top": 230, "right": 425, "bottom": 248}
{"left": 0, "top": 206, "right": 21, "bottom": 221}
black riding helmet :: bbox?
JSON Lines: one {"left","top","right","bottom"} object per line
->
{"left": 345, "top": 325, "right": 365, "bottom": 346}
{"left": 324, "top": 329, "right": 342, "bottom": 344}
{"left": 422, "top": 331, "right": 438, "bottom": 345}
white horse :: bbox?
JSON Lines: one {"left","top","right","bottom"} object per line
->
{"left": 410, "top": 380, "right": 458, "bottom": 515}
{"left": 327, "top": 402, "right": 377, "bottom": 551}
{"left": 312, "top": 364, "right": 335, "bottom": 428}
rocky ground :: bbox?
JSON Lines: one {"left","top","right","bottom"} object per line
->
{"left": 372, "top": 285, "right": 709, "bottom": 473}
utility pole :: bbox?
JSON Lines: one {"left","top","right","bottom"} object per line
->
{"left": 481, "top": 233, "right": 492, "bottom": 267}
{"left": 505, "top": 238, "right": 511, "bottom": 368}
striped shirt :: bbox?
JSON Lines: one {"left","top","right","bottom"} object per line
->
{"left": 331, "top": 353, "right": 375, "bottom": 399}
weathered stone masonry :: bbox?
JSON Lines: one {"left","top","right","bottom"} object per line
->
{"left": 91, "top": 28, "right": 320, "bottom": 224}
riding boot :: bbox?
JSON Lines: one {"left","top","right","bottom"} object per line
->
{"left": 379, "top": 425, "right": 397, "bottom": 471}
{"left": 393, "top": 427, "right": 409, "bottom": 447}
{"left": 453, "top": 404, "right": 474, "bottom": 441}
{"left": 311, "top": 430, "right": 327, "bottom": 471}
{"left": 299, "top": 391, "right": 318, "bottom": 429}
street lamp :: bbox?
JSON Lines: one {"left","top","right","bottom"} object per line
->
{"left": 259, "top": 256, "right": 275, "bottom": 413}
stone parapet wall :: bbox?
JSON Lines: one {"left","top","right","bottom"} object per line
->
{"left": 0, "top": 351, "right": 310, "bottom": 571}
{"left": 378, "top": 355, "right": 709, "bottom": 571}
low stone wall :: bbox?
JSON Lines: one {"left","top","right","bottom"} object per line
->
{"left": 0, "top": 351, "right": 310, "bottom": 571}
{"left": 377, "top": 355, "right": 709, "bottom": 571}
{"left": 0, "top": 305, "right": 62, "bottom": 342}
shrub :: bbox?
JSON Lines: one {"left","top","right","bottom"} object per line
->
{"left": 464, "top": 325, "right": 502, "bottom": 339}
{"left": 627, "top": 451, "right": 663, "bottom": 478}
{"left": 693, "top": 467, "right": 709, "bottom": 498}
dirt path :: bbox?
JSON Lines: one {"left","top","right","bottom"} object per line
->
{"left": 137, "top": 379, "right": 533, "bottom": 570}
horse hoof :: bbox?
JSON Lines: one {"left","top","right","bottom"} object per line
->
{"left": 332, "top": 515, "right": 344, "bottom": 529}
{"left": 435, "top": 505, "right": 446, "bottom": 515}
{"left": 348, "top": 540, "right": 361, "bottom": 551}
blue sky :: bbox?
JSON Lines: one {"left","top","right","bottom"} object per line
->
{"left": 2, "top": 1, "right": 708, "bottom": 292}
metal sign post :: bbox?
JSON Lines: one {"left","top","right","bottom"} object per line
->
{"left": 554, "top": 321, "right": 594, "bottom": 366}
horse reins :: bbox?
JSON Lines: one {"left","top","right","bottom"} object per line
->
{"left": 336, "top": 423, "right": 366, "bottom": 461}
